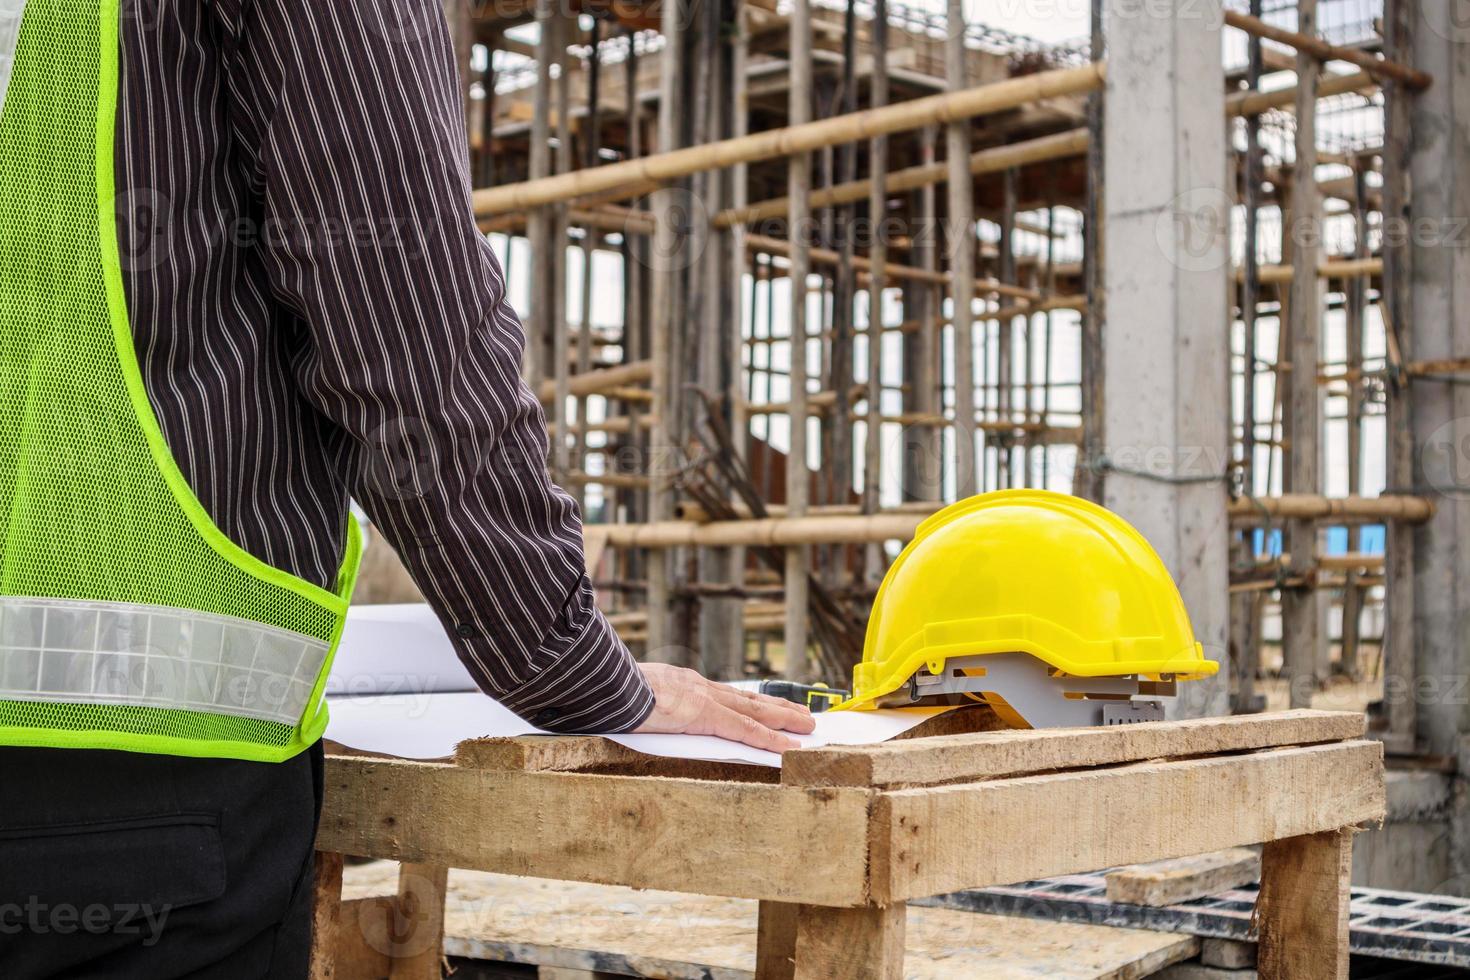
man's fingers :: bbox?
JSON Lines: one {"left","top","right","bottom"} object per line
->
{"left": 704, "top": 701, "right": 802, "bottom": 753}
{"left": 709, "top": 684, "right": 817, "bottom": 734}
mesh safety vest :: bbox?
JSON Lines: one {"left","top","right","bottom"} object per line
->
{"left": 0, "top": 0, "right": 361, "bottom": 762}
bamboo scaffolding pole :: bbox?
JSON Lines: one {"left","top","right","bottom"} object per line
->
{"left": 536, "top": 361, "right": 653, "bottom": 402}
{"left": 547, "top": 416, "right": 655, "bottom": 436}
{"left": 996, "top": 166, "right": 1017, "bottom": 489}
{"left": 484, "top": 67, "right": 1374, "bottom": 238}
{"left": 1242, "top": 256, "right": 1383, "bottom": 283}
{"left": 1283, "top": 0, "right": 1323, "bottom": 708}
{"left": 1342, "top": 160, "right": 1369, "bottom": 679}
{"left": 946, "top": 0, "right": 978, "bottom": 498}
{"left": 1226, "top": 493, "right": 1434, "bottom": 524}
{"left": 744, "top": 233, "right": 1038, "bottom": 300}
{"left": 1226, "top": 67, "right": 1375, "bottom": 117}
{"left": 589, "top": 493, "right": 1433, "bottom": 551}
{"left": 1077, "top": 0, "right": 1104, "bottom": 504}
{"left": 909, "top": 122, "right": 942, "bottom": 504}
{"left": 1232, "top": 0, "right": 1267, "bottom": 714}
{"left": 862, "top": 0, "right": 889, "bottom": 582}
{"left": 718, "top": 129, "right": 1089, "bottom": 228}
{"left": 644, "top": 0, "right": 685, "bottom": 657}
{"left": 596, "top": 512, "right": 929, "bottom": 548}
{"left": 1222, "top": 9, "right": 1432, "bottom": 90}
{"left": 472, "top": 62, "right": 1106, "bottom": 214}
{"left": 551, "top": 12, "right": 575, "bottom": 484}
{"left": 524, "top": 0, "right": 557, "bottom": 391}
{"left": 673, "top": 500, "right": 944, "bottom": 522}
{"left": 785, "top": 0, "right": 814, "bottom": 682}
{"left": 714, "top": 69, "right": 1372, "bottom": 233}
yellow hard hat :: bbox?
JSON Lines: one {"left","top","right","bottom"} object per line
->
{"left": 839, "top": 489, "right": 1218, "bottom": 724}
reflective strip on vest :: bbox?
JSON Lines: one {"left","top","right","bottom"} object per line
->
{"left": 0, "top": 0, "right": 24, "bottom": 119}
{"left": 0, "top": 597, "right": 330, "bottom": 726}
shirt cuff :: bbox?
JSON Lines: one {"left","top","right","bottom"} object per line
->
{"left": 494, "top": 579, "right": 655, "bottom": 734}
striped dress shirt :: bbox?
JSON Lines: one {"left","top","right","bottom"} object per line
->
{"left": 114, "top": 0, "right": 654, "bottom": 733}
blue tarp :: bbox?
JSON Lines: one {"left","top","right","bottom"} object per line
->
{"left": 1253, "top": 524, "right": 1385, "bottom": 556}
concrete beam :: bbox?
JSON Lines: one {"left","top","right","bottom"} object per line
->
{"left": 1408, "top": 1, "right": 1470, "bottom": 890}
{"left": 1102, "top": 0, "right": 1231, "bottom": 718}
{"left": 1409, "top": 3, "right": 1470, "bottom": 759}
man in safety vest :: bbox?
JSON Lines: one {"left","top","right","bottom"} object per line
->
{"left": 0, "top": 1, "right": 812, "bottom": 975}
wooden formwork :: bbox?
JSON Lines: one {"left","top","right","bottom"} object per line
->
{"left": 309, "top": 709, "right": 1384, "bottom": 980}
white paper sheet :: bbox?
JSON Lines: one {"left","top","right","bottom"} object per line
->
{"left": 327, "top": 604, "right": 477, "bottom": 697}
{"left": 325, "top": 690, "right": 949, "bottom": 768}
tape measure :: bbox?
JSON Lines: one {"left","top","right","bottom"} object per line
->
{"left": 730, "top": 680, "right": 850, "bottom": 713}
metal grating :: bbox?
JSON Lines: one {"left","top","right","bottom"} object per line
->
{"left": 917, "top": 872, "right": 1470, "bottom": 968}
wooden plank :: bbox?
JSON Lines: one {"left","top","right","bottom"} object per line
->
{"left": 870, "top": 741, "right": 1383, "bottom": 902}
{"left": 308, "top": 851, "right": 345, "bottom": 980}
{"left": 338, "top": 896, "right": 393, "bottom": 980}
{"left": 390, "top": 862, "right": 448, "bottom": 979}
{"left": 1256, "top": 829, "right": 1352, "bottom": 980}
{"left": 455, "top": 736, "right": 640, "bottom": 772}
{"left": 1105, "top": 848, "right": 1261, "bottom": 907}
{"left": 317, "top": 759, "right": 872, "bottom": 907}
{"left": 755, "top": 900, "right": 799, "bottom": 980}
{"left": 344, "top": 864, "right": 1200, "bottom": 980}
{"left": 783, "top": 709, "right": 1366, "bottom": 787}
{"left": 793, "top": 903, "right": 905, "bottom": 979}
{"left": 453, "top": 737, "right": 779, "bottom": 783}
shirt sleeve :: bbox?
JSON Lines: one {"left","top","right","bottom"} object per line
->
{"left": 215, "top": 0, "right": 654, "bottom": 733}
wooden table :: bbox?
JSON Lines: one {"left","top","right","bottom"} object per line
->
{"left": 309, "top": 708, "right": 1384, "bottom": 980}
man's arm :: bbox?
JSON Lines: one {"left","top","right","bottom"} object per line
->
{"left": 217, "top": 0, "right": 812, "bottom": 746}
{"left": 219, "top": 0, "right": 649, "bottom": 732}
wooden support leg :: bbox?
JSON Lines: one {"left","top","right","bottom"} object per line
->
{"left": 1256, "top": 829, "right": 1353, "bottom": 980}
{"left": 389, "top": 862, "right": 449, "bottom": 980}
{"left": 792, "top": 903, "right": 906, "bottom": 980}
{"left": 755, "top": 900, "right": 799, "bottom": 980}
{"left": 308, "top": 851, "right": 344, "bottom": 980}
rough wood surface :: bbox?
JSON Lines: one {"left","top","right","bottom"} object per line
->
{"left": 390, "top": 862, "right": 448, "bottom": 980}
{"left": 308, "top": 851, "right": 345, "bottom": 980}
{"left": 317, "top": 759, "right": 871, "bottom": 906}
{"left": 1106, "top": 848, "right": 1262, "bottom": 907}
{"left": 336, "top": 896, "right": 393, "bottom": 979}
{"left": 1256, "top": 829, "right": 1352, "bottom": 979}
{"left": 341, "top": 864, "right": 1200, "bottom": 980}
{"left": 871, "top": 741, "right": 1383, "bottom": 901}
{"left": 794, "top": 903, "right": 905, "bottom": 979}
{"left": 454, "top": 736, "right": 776, "bottom": 784}
{"left": 755, "top": 901, "right": 799, "bottom": 980}
{"left": 782, "top": 710, "right": 1366, "bottom": 787}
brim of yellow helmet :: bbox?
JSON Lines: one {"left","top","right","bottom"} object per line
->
{"left": 836, "top": 641, "right": 1218, "bottom": 712}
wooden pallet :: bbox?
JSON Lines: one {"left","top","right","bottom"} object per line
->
{"left": 309, "top": 708, "right": 1384, "bottom": 980}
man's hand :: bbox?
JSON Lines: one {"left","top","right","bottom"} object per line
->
{"left": 631, "top": 663, "right": 817, "bottom": 752}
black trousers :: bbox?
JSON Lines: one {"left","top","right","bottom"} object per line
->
{"left": 0, "top": 740, "right": 324, "bottom": 980}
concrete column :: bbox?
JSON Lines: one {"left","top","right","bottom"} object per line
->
{"left": 1102, "top": 0, "right": 1231, "bottom": 718}
{"left": 1410, "top": 7, "right": 1470, "bottom": 760}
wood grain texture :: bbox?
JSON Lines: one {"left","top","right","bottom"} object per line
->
{"left": 454, "top": 737, "right": 776, "bottom": 783}
{"left": 870, "top": 741, "right": 1383, "bottom": 902}
{"left": 317, "top": 758, "right": 872, "bottom": 906}
{"left": 1106, "top": 848, "right": 1261, "bottom": 907}
{"left": 343, "top": 864, "right": 1200, "bottom": 980}
{"left": 337, "top": 896, "right": 393, "bottom": 980}
{"left": 1256, "top": 829, "right": 1352, "bottom": 979}
{"left": 793, "top": 904, "right": 906, "bottom": 979}
{"left": 390, "top": 862, "right": 448, "bottom": 979}
{"left": 308, "top": 851, "right": 345, "bottom": 980}
{"left": 783, "top": 709, "right": 1366, "bottom": 787}
{"left": 755, "top": 901, "right": 799, "bottom": 980}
